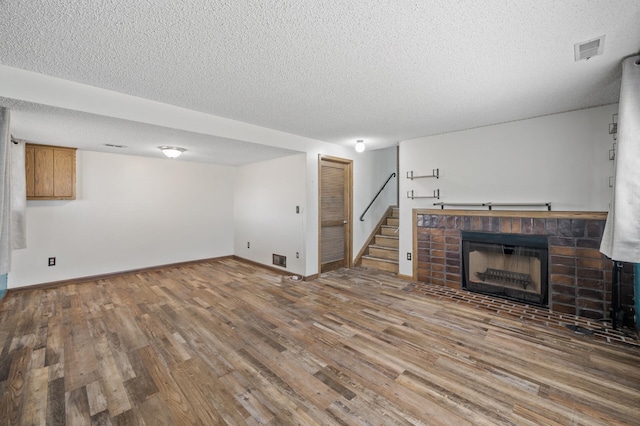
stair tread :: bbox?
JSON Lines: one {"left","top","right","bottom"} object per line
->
{"left": 381, "top": 225, "right": 398, "bottom": 228}
{"left": 362, "top": 255, "right": 398, "bottom": 264}
{"left": 369, "top": 244, "right": 398, "bottom": 251}
{"left": 376, "top": 235, "right": 398, "bottom": 240}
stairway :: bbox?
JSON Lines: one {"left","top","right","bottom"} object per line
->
{"left": 361, "top": 207, "right": 399, "bottom": 273}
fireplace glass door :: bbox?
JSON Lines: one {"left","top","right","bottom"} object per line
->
{"left": 462, "top": 232, "right": 548, "bottom": 306}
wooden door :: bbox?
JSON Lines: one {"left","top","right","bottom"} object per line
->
{"left": 319, "top": 156, "right": 352, "bottom": 273}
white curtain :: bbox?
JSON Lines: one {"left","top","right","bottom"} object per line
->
{"left": 11, "top": 139, "right": 26, "bottom": 250}
{"left": 0, "top": 107, "right": 26, "bottom": 275}
{"left": 0, "top": 107, "right": 11, "bottom": 274}
{"left": 600, "top": 55, "right": 640, "bottom": 262}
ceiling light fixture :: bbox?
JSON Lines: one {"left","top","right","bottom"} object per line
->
{"left": 355, "top": 139, "right": 365, "bottom": 153}
{"left": 159, "top": 146, "right": 186, "bottom": 158}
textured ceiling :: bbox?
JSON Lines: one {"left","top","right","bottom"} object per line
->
{"left": 1, "top": 0, "right": 639, "bottom": 155}
{"left": 2, "top": 98, "right": 301, "bottom": 166}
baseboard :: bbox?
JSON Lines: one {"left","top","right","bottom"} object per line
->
{"left": 397, "top": 273, "right": 414, "bottom": 281}
{"left": 6, "top": 256, "right": 233, "bottom": 295}
{"left": 233, "top": 256, "right": 317, "bottom": 281}
{"left": 5, "top": 255, "right": 315, "bottom": 298}
{"left": 232, "top": 256, "right": 304, "bottom": 280}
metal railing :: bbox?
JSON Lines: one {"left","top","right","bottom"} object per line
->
{"left": 359, "top": 172, "right": 396, "bottom": 221}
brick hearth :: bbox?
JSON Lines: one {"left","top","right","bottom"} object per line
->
{"left": 413, "top": 210, "right": 635, "bottom": 326}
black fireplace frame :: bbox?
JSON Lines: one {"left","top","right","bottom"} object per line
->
{"left": 461, "top": 231, "right": 549, "bottom": 307}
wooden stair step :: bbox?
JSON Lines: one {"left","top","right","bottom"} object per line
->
{"left": 361, "top": 255, "right": 398, "bottom": 265}
{"left": 361, "top": 256, "right": 399, "bottom": 273}
{"left": 380, "top": 225, "right": 399, "bottom": 236}
{"left": 386, "top": 218, "right": 399, "bottom": 227}
{"left": 374, "top": 235, "right": 399, "bottom": 248}
{"left": 369, "top": 244, "right": 399, "bottom": 251}
{"left": 369, "top": 245, "right": 399, "bottom": 260}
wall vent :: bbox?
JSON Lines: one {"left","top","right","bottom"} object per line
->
{"left": 273, "top": 254, "right": 286, "bottom": 268}
{"left": 574, "top": 35, "right": 605, "bottom": 61}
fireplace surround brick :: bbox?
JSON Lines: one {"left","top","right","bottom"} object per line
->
{"left": 414, "top": 209, "right": 635, "bottom": 326}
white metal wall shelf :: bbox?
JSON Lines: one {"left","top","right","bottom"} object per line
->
{"left": 407, "top": 189, "right": 440, "bottom": 200}
{"left": 406, "top": 169, "right": 439, "bottom": 180}
{"left": 608, "top": 114, "right": 617, "bottom": 186}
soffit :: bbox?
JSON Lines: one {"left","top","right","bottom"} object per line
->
{"left": 3, "top": 98, "right": 300, "bottom": 165}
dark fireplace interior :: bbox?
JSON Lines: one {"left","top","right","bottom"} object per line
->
{"left": 462, "top": 231, "right": 549, "bottom": 307}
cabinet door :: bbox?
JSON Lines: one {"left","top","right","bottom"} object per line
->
{"left": 26, "top": 143, "right": 77, "bottom": 200}
{"left": 34, "top": 147, "right": 54, "bottom": 197}
{"left": 25, "top": 145, "right": 35, "bottom": 197}
{"left": 53, "top": 149, "right": 75, "bottom": 198}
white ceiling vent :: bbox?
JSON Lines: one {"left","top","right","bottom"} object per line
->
{"left": 574, "top": 35, "right": 605, "bottom": 61}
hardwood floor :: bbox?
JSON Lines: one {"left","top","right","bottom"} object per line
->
{"left": 1, "top": 258, "right": 639, "bottom": 425}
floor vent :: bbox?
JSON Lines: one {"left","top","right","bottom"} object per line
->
{"left": 273, "top": 254, "right": 286, "bottom": 268}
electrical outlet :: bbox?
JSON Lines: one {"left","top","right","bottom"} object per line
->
{"left": 407, "top": 252, "right": 412, "bottom": 261}
{"left": 296, "top": 252, "right": 299, "bottom": 258}
{"left": 247, "top": 242, "right": 250, "bottom": 249}
{"left": 48, "top": 257, "right": 56, "bottom": 266}
{"left": 296, "top": 206, "right": 300, "bottom": 214}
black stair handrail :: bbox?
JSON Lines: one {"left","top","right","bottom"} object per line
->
{"left": 359, "top": 172, "right": 396, "bottom": 221}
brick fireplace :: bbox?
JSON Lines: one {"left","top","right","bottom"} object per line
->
{"left": 413, "top": 210, "right": 635, "bottom": 325}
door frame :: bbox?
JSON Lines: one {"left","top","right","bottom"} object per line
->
{"left": 318, "top": 155, "right": 353, "bottom": 274}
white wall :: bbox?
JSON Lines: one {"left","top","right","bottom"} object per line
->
{"left": 398, "top": 104, "right": 617, "bottom": 276}
{"left": 9, "top": 150, "right": 235, "bottom": 287}
{"left": 3, "top": 66, "right": 403, "bottom": 280}
{"left": 8, "top": 142, "right": 398, "bottom": 286}
{"left": 234, "top": 154, "right": 307, "bottom": 276}
{"left": 353, "top": 146, "right": 398, "bottom": 254}
{"left": 234, "top": 147, "right": 398, "bottom": 278}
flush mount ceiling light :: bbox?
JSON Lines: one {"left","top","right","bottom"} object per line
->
{"left": 355, "top": 139, "right": 365, "bottom": 153}
{"left": 159, "top": 146, "right": 186, "bottom": 158}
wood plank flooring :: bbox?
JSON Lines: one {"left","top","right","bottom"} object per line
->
{"left": 1, "top": 258, "right": 639, "bottom": 425}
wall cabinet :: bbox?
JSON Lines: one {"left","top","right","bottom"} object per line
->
{"left": 26, "top": 143, "right": 76, "bottom": 200}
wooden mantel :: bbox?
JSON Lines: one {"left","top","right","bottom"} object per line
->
{"left": 414, "top": 209, "right": 607, "bottom": 220}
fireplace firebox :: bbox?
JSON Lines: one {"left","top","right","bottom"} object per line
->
{"left": 461, "top": 231, "right": 548, "bottom": 307}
